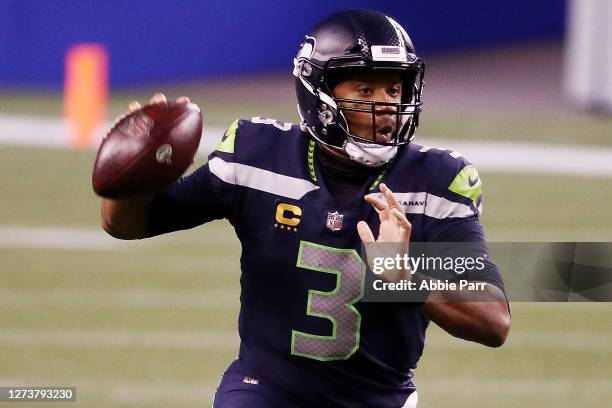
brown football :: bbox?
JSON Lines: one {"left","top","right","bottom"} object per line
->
{"left": 92, "top": 102, "right": 203, "bottom": 198}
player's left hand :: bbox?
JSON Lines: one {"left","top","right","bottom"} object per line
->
{"left": 358, "top": 183, "right": 412, "bottom": 282}
{"left": 358, "top": 183, "right": 412, "bottom": 244}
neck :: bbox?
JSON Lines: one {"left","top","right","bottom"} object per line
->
{"left": 316, "top": 142, "right": 374, "bottom": 184}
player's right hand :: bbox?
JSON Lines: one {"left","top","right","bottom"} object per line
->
{"left": 93, "top": 91, "right": 202, "bottom": 199}
{"left": 125, "top": 92, "right": 191, "bottom": 113}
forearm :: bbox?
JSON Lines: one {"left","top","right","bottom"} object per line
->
{"left": 422, "top": 283, "right": 510, "bottom": 347}
{"left": 100, "top": 194, "right": 153, "bottom": 240}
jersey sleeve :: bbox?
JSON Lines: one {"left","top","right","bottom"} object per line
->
{"left": 424, "top": 156, "right": 506, "bottom": 294}
{"left": 144, "top": 119, "right": 243, "bottom": 237}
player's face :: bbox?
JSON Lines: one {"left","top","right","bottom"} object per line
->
{"left": 332, "top": 72, "right": 403, "bottom": 144}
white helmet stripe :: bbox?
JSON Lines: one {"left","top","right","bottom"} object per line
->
{"left": 318, "top": 91, "right": 337, "bottom": 109}
{"left": 386, "top": 16, "right": 407, "bottom": 49}
{"left": 299, "top": 75, "right": 315, "bottom": 95}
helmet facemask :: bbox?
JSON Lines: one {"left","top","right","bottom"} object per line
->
{"left": 326, "top": 65, "right": 424, "bottom": 147}
{"left": 309, "top": 64, "right": 424, "bottom": 166}
{"left": 293, "top": 10, "right": 425, "bottom": 166}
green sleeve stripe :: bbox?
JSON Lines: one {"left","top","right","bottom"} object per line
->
{"left": 216, "top": 119, "right": 239, "bottom": 153}
{"left": 448, "top": 164, "right": 482, "bottom": 205}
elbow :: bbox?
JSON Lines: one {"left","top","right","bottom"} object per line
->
{"left": 100, "top": 198, "right": 147, "bottom": 240}
{"left": 101, "top": 217, "right": 126, "bottom": 240}
{"left": 482, "top": 310, "right": 511, "bottom": 348}
{"left": 101, "top": 214, "right": 144, "bottom": 240}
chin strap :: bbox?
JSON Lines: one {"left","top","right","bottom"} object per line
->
{"left": 343, "top": 137, "right": 398, "bottom": 167}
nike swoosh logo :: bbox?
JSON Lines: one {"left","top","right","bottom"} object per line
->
{"left": 468, "top": 176, "right": 479, "bottom": 187}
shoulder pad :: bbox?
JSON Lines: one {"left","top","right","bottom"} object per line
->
{"left": 215, "top": 117, "right": 295, "bottom": 155}
{"left": 417, "top": 144, "right": 483, "bottom": 210}
{"left": 215, "top": 119, "right": 242, "bottom": 154}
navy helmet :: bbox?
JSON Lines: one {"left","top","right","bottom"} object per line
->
{"left": 293, "top": 9, "right": 425, "bottom": 166}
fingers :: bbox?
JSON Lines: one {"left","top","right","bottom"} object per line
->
{"left": 127, "top": 91, "right": 166, "bottom": 113}
{"left": 364, "top": 194, "right": 388, "bottom": 211}
{"left": 357, "top": 221, "right": 375, "bottom": 243}
{"left": 149, "top": 93, "right": 167, "bottom": 104}
{"left": 380, "top": 183, "right": 402, "bottom": 211}
{"left": 127, "top": 93, "right": 190, "bottom": 113}
{"left": 128, "top": 100, "right": 141, "bottom": 112}
{"left": 364, "top": 184, "right": 402, "bottom": 212}
{"left": 391, "top": 208, "right": 412, "bottom": 231}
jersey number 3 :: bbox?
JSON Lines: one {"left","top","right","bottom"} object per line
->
{"left": 291, "top": 241, "right": 366, "bottom": 361}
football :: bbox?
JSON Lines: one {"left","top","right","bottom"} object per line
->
{"left": 92, "top": 101, "right": 203, "bottom": 198}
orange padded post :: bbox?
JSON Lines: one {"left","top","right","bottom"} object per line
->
{"left": 64, "top": 44, "right": 108, "bottom": 148}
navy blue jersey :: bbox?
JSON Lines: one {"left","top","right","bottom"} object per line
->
{"left": 145, "top": 117, "right": 504, "bottom": 407}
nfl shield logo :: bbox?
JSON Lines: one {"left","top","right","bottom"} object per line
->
{"left": 326, "top": 211, "right": 344, "bottom": 231}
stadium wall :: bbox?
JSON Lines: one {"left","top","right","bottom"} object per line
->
{"left": 0, "top": 0, "right": 566, "bottom": 88}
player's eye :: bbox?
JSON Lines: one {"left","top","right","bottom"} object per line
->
{"left": 388, "top": 86, "right": 401, "bottom": 98}
{"left": 357, "top": 87, "right": 372, "bottom": 97}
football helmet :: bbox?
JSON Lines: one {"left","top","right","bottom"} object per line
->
{"left": 294, "top": 9, "right": 425, "bottom": 167}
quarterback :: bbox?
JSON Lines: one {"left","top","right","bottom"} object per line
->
{"left": 100, "top": 9, "right": 510, "bottom": 408}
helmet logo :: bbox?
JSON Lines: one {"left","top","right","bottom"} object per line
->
{"left": 296, "top": 36, "right": 316, "bottom": 60}
{"left": 293, "top": 36, "right": 316, "bottom": 78}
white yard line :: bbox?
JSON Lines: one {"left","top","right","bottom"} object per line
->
{"left": 2, "top": 114, "right": 612, "bottom": 177}
{"left": 0, "top": 225, "right": 128, "bottom": 250}
{"left": 0, "top": 226, "right": 121, "bottom": 250}
{"left": 0, "top": 329, "right": 609, "bottom": 351}
{"left": 0, "top": 288, "right": 238, "bottom": 309}
{"left": 425, "top": 330, "right": 612, "bottom": 351}
{"left": 0, "top": 114, "right": 222, "bottom": 155}
{"left": 0, "top": 329, "right": 239, "bottom": 349}
{"left": 420, "top": 378, "right": 612, "bottom": 396}
{"left": 420, "top": 138, "right": 612, "bottom": 178}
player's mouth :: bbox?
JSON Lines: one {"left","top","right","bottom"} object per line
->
{"left": 375, "top": 124, "right": 395, "bottom": 143}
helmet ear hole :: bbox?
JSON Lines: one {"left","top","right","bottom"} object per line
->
{"left": 301, "top": 62, "right": 313, "bottom": 77}
{"left": 318, "top": 107, "right": 334, "bottom": 126}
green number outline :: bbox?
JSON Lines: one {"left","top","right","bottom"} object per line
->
{"left": 291, "top": 240, "right": 366, "bottom": 361}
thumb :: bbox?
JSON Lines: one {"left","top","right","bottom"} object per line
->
{"left": 357, "top": 221, "right": 375, "bottom": 243}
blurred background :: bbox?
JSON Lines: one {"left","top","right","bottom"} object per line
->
{"left": 1, "top": 1, "right": 611, "bottom": 407}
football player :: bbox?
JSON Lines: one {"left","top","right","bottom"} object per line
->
{"left": 100, "top": 9, "right": 510, "bottom": 408}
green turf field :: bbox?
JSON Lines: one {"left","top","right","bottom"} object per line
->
{"left": 1, "top": 143, "right": 611, "bottom": 407}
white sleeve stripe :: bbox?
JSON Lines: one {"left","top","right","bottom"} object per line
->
{"left": 367, "top": 192, "right": 475, "bottom": 219}
{"left": 425, "top": 194, "right": 474, "bottom": 218}
{"left": 208, "top": 157, "right": 320, "bottom": 200}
